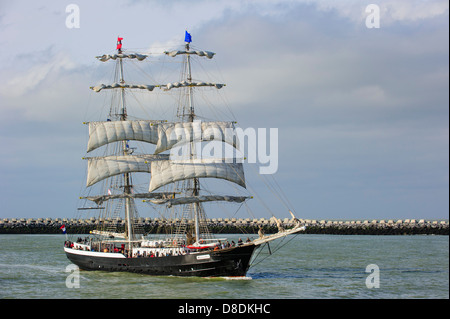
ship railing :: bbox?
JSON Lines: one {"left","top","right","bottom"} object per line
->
{"left": 131, "top": 247, "right": 189, "bottom": 258}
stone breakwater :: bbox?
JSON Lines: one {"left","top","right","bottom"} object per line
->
{"left": 0, "top": 217, "right": 448, "bottom": 235}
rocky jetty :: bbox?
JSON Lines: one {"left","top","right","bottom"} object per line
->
{"left": 0, "top": 217, "right": 448, "bottom": 235}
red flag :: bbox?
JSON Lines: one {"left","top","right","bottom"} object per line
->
{"left": 117, "top": 37, "right": 123, "bottom": 50}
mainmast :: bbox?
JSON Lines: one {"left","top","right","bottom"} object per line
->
{"left": 160, "top": 31, "right": 244, "bottom": 245}
{"left": 184, "top": 36, "right": 201, "bottom": 244}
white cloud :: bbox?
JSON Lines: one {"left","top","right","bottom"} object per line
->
{"left": 384, "top": 0, "right": 449, "bottom": 22}
{"left": 313, "top": 0, "right": 449, "bottom": 24}
{"left": 1, "top": 52, "right": 76, "bottom": 98}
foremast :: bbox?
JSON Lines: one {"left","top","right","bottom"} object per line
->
{"left": 117, "top": 38, "right": 134, "bottom": 246}
{"left": 85, "top": 37, "right": 159, "bottom": 247}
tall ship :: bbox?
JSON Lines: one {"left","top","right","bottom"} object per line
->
{"left": 64, "top": 32, "right": 305, "bottom": 277}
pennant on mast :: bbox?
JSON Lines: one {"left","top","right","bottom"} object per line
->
{"left": 117, "top": 36, "right": 123, "bottom": 51}
{"left": 185, "top": 31, "right": 192, "bottom": 43}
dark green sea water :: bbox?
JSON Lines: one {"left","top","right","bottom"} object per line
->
{"left": 0, "top": 234, "right": 448, "bottom": 299}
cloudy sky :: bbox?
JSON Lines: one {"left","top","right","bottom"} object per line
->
{"left": 0, "top": 0, "right": 448, "bottom": 221}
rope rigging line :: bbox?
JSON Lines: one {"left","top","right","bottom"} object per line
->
{"left": 247, "top": 163, "right": 296, "bottom": 216}
{"left": 249, "top": 232, "right": 300, "bottom": 268}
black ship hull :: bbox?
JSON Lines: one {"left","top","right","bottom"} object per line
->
{"left": 65, "top": 244, "right": 257, "bottom": 277}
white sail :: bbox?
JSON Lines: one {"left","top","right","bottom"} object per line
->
{"left": 164, "top": 81, "right": 225, "bottom": 91}
{"left": 96, "top": 53, "right": 148, "bottom": 62}
{"left": 149, "top": 195, "right": 250, "bottom": 207}
{"left": 149, "top": 159, "right": 246, "bottom": 192}
{"left": 87, "top": 120, "right": 161, "bottom": 153}
{"left": 91, "top": 83, "right": 159, "bottom": 92}
{"left": 87, "top": 120, "right": 238, "bottom": 153}
{"left": 86, "top": 155, "right": 168, "bottom": 187}
{"left": 82, "top": 192, "right": 176, "bottom": 205}
{"left": 164, "top": 50, "right": 215, "bottom": 59}
{"left": 155, "top": 121, "right": 238, "bottom": 154}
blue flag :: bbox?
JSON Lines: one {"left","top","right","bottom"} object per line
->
{"left": 185, "top": 31, "right": 192, "bottom": 43}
